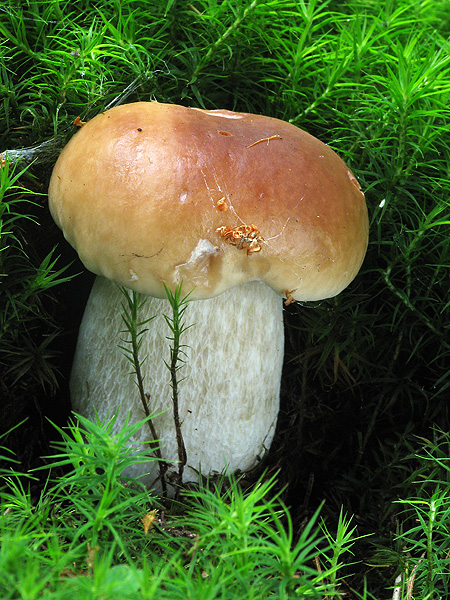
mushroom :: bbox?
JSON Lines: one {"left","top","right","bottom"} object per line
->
{"left": 48, "top": 102, "right": 368, "bottom": 488}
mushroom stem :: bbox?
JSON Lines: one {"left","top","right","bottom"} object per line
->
{"left": 70, "top": 277, "right": 284, "bottom": 489}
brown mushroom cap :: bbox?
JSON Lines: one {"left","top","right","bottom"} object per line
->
{"left": 48, "top": 102, "right": 368, "bottom": 301}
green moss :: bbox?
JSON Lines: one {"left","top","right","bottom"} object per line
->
{"left": 1, "top": 0, "right": 449, "bottom": 596}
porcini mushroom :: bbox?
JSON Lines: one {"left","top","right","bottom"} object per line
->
{"left": 48, "top": 102, "right": 368, "bottom": 488}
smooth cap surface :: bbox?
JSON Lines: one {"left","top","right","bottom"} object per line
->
{"left": 48, "top": 101, "right": 369, "bottom": 301}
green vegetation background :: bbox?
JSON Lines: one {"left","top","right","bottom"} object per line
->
{"left": 1, "top": 0, "right": 449, "bottom": 598}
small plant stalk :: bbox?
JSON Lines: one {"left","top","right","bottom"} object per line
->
{"left": 163, "top": 283, "right": 191, "bottom": 488}
{"left": 169, "top": 328, "right": 187, "bottom": 483}
{"left": 119, "top": 288, "right": 167, "bottom": 494}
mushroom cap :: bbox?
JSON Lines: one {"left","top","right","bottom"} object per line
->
{"left": 48, "top": 102, "right": 368, "bottom": 301}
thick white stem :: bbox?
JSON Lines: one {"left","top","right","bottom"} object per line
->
{"left": 70, "top": 277, "right": 284, "bottom": 487}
